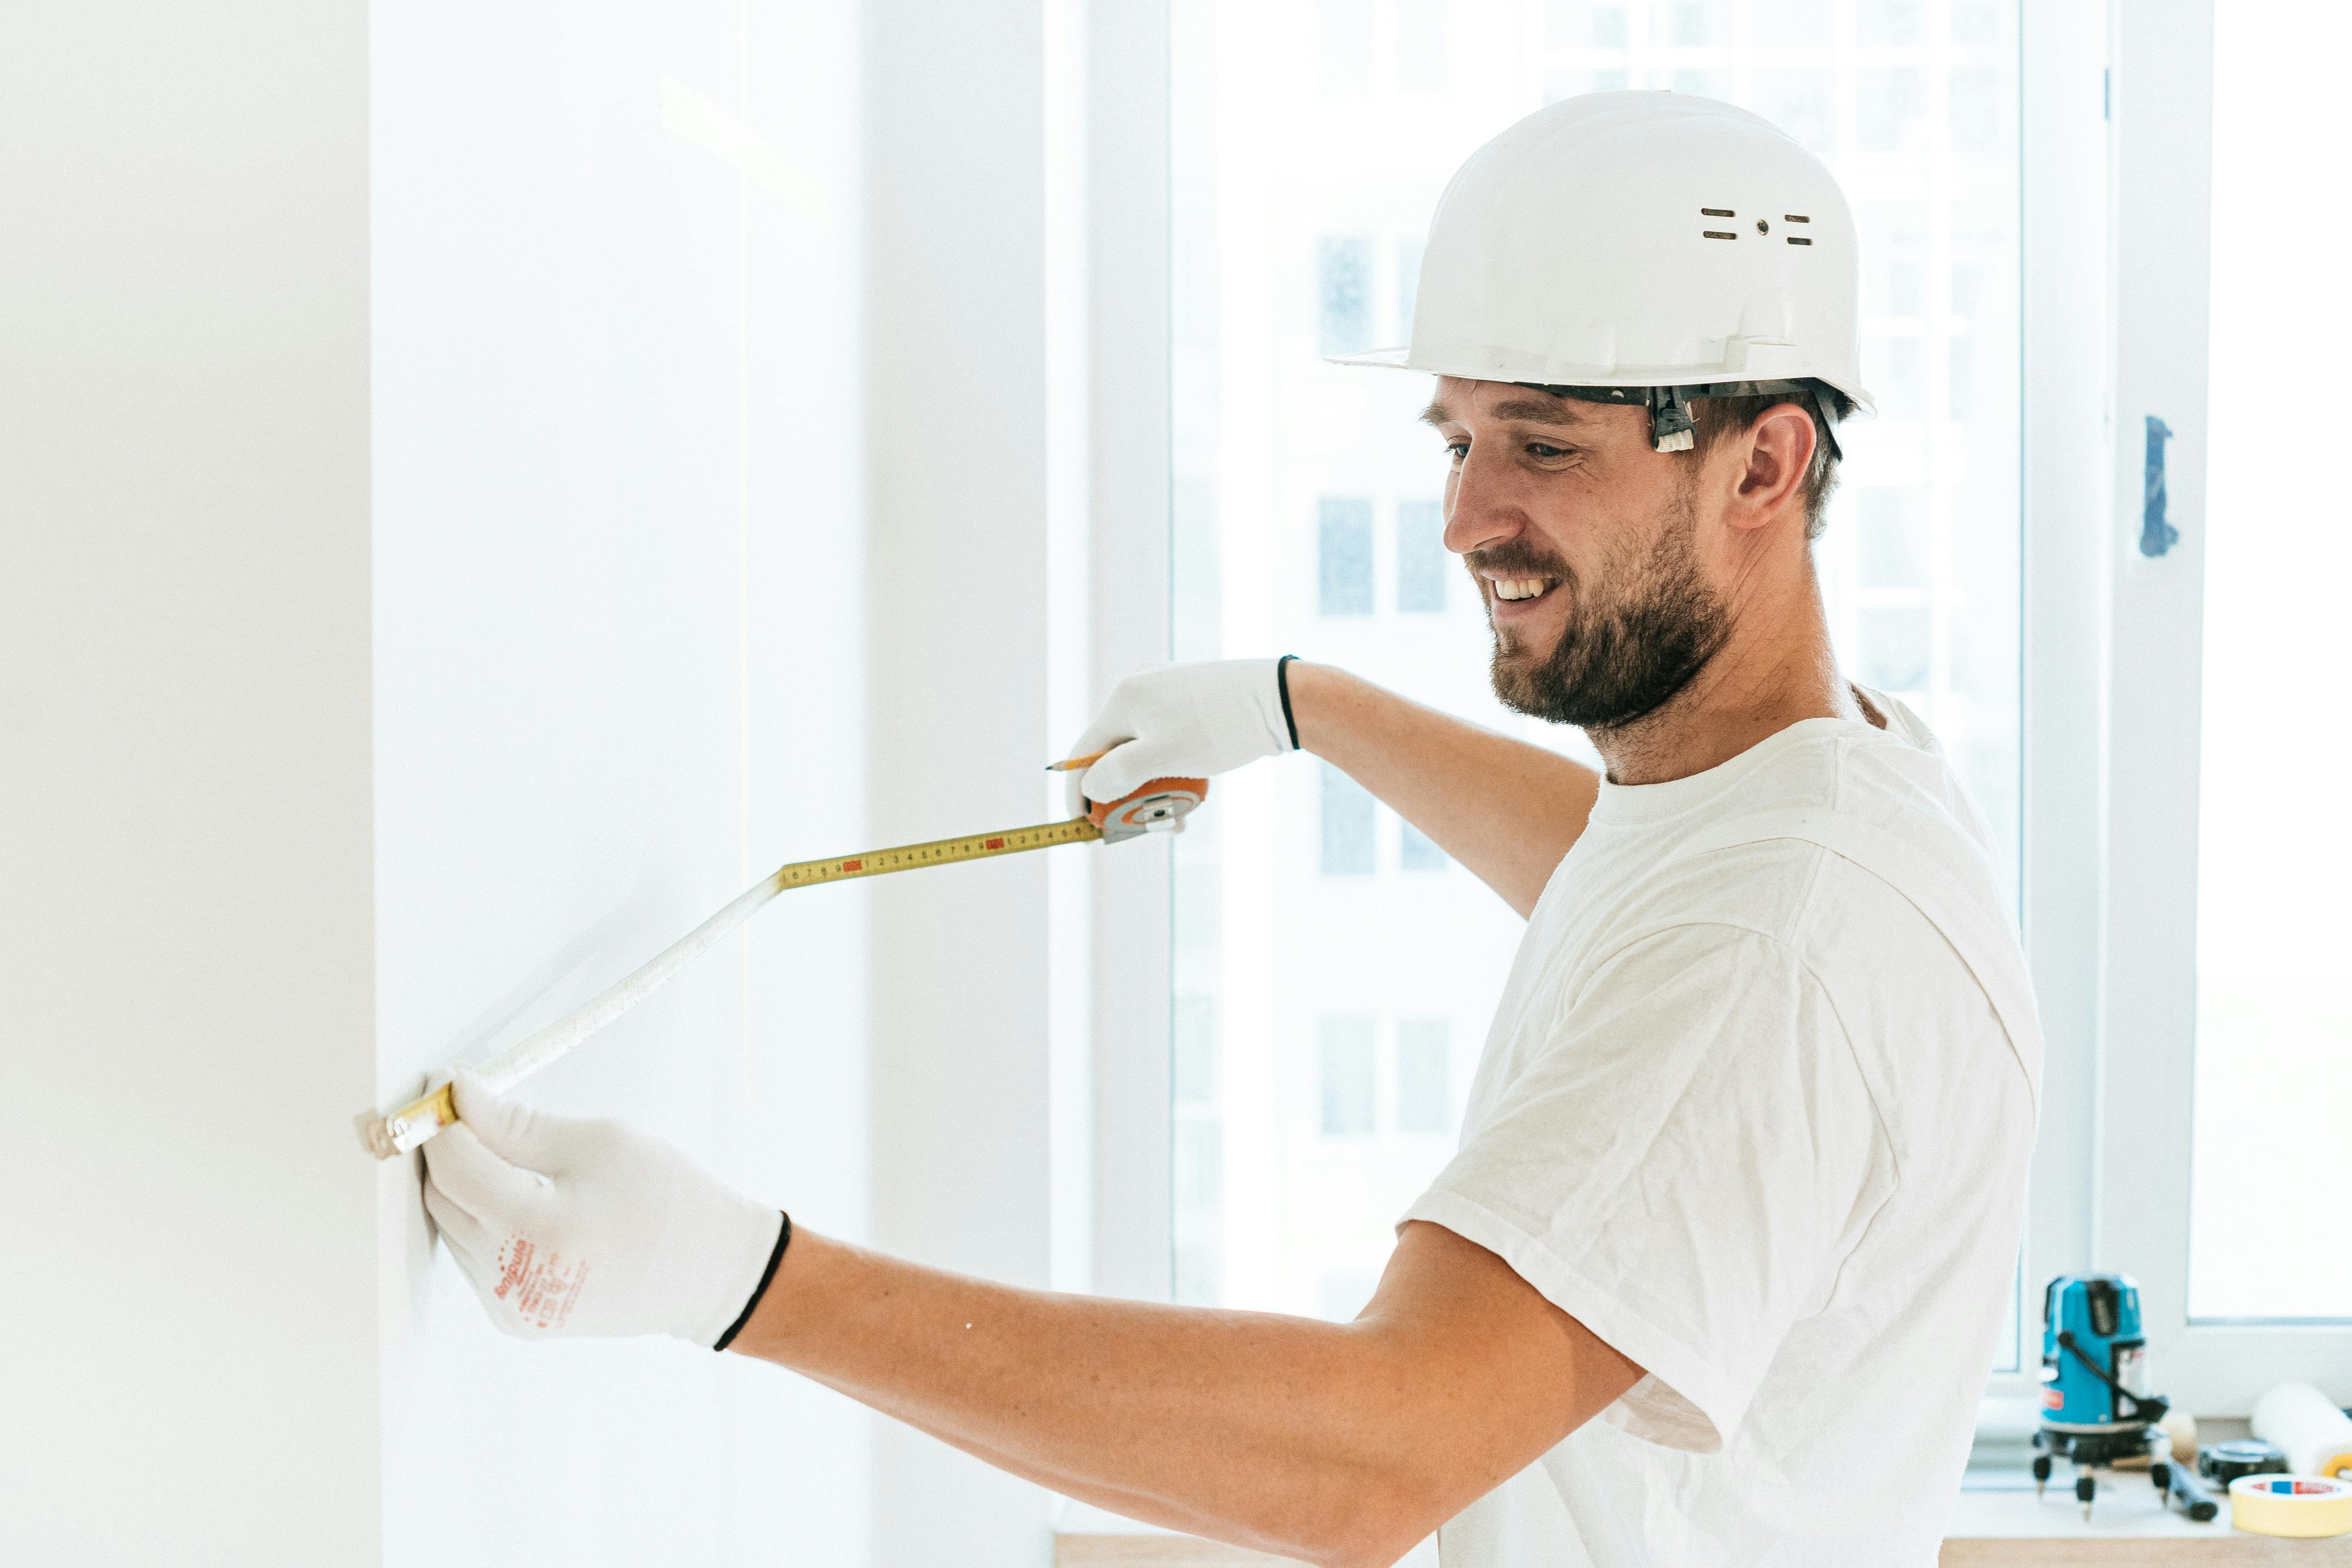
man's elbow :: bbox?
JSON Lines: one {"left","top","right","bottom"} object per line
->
{"left": 1297, "top": 1474, "right": 1453, "bottom": 1568}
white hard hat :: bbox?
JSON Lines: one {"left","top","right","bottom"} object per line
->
{"left": 1331, "top": 91, "right": 1872, "bottom": 453}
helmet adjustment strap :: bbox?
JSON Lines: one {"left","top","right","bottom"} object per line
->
{"left": 1521, "top": 378, "right": 1845, "bottom": 460}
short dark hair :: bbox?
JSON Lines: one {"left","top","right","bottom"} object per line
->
{"left": 1688, "top": 383, "right": 1852, "bottom": 541}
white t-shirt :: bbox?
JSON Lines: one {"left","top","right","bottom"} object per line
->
{"left": 1401, "top": 694, "right": 2040, "bottom": 1567}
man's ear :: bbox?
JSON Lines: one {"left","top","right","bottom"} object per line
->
{"left": 1726, "top": 402, "right": 1818, "bottom": 533}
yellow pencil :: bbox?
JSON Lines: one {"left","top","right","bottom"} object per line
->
{"left": 1046, "top": 750, "right": 1111, "bottom": 772}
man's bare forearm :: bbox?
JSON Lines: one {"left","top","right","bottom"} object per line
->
{"left": 733, "top": 1231, "right": 1422, "bottom": 1564}
{"left": 1286, "top": 663, "right": 1598, "bottom": 917}
{"left": 730, "top": 1222, "right": 1636, "bottom": 1568}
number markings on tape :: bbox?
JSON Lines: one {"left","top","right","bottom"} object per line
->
{"left": 767, "top": 817, "right": 1102, "bottom": 892}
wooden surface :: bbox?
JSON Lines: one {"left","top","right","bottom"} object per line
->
{"left": 1939, "top": 1540, "right": 2352, "bottom": 1565}
{"left": 1060, "top": 1533, "right": 2352, "bottom": 1567}
{"left": 1057, "top": 1517, "right": 2352, "bottom": 1567}
{"left": 1055, "top": 1470, "right": 2352, "bottom": 1566}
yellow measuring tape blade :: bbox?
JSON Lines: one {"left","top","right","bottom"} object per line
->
{"left": 367, "top": 813, "right": 1110, "bottom": 1157}
{"left": 765, "top": 814, "right": 1102, "bottom": 890}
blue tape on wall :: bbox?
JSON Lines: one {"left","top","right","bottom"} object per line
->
{"left": 2141, "top": 415, "right": 2179, "bottom": 558}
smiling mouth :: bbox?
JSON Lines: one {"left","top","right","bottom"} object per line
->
{"left": 1491, "top": 576, "right": 1556, "bottom": 602}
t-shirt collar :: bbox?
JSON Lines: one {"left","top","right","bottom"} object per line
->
{"left": 1587, "top": 716, "right": 1870, "bottom": 828}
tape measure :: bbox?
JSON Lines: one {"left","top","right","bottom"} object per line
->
{"left": 2200, "top": 1439, "right": 2288, "bottom": 1489}
{"left": 358, "top": 774, "right": 1207, "bottom": 1159}
{"left": 2229, "top": 1475, "right": 2352, "bottom": 1538}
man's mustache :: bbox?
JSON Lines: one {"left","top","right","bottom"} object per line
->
{"left": 1462, "top": 545, "right": 1573, "bottom": 581}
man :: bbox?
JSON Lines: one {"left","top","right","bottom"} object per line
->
{"left": 422, "top": 93, "right": 2039, "bottom": 1566}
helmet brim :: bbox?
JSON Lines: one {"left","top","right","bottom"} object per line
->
{"left": 1323, "top": 345, "right": 1415, "bottom": 370}
{"left": 1324, "top": 346, "right": 1876, "bottom": 421}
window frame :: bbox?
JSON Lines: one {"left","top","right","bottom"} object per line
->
{"left": 2095, "top": 0, "right": 2352, "bottom": 1412}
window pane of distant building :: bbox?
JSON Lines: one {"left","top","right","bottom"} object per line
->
{"left": 1752, "top": 68, "right": 1835, "bottom": 156}
{"left": 1672, "top": 0, "right": 1727, "bottom": 45}
{"left": 1319, "top": 763, "right": 1377, "bottom": 875}
{"left": 1395, "top": 238, "right": 1424, "bottom": 342}
{"left": 1545, "top": 1, "right": 1627, "bottom": 48}
{"left": 1317, "top": 236, "right": 1374, "bottom": 355}
{"left": 1773, "top": 0, "right": 1832, "bottom": 45}
{"left": 1399, "top": 820, "right": 1446, "bottom": 873}
{"left": 1856, "top": 68, "right": 1926, "bottom": 154}
{"left": 1394, "top": 499, "right": 1448, "bottom": 613}
{"left": 1858, "top": 0, "right": 1927, "bottom": 45}
{"left": 1318, "top": 1017, "right": 1377, "bottom": 1135}
{"left": 1396, "top": 1019, "right": 1452, "bottom": 1134}
{"left": 1318, "top": 497, "right": 1375, "bottom": 614}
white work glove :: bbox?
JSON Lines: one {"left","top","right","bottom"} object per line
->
{"left": 420, "top": 1070, "right": 788, "bottom": 1349}
{"left": 1064, "top": 657, "right": 1299, "bottom": 817}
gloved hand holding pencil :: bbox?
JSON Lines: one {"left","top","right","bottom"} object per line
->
{"left": 1061, "top": 657, "right": 1301, "bottom": 817}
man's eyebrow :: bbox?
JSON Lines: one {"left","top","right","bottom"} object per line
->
{"left": 1418, "top": 396, "right": 1593, "bottom": 429}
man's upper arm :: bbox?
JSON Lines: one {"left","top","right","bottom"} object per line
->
{"left": 1355, "top": 1219, "right": 1645, "bottom": 1533}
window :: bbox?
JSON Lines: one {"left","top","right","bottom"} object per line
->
{"left": 1315, "top": 236, "right": 1374, "bottom": 355}
{"left": 1394, "top": 499, "right": 1448, "bottom": 613}
{"left": 1396, "top": 1019, "right": 1451, "bottom": 1134}
{"left": 2086, "top": 0, "right": 2352, "bottom": 1405}
{"left": 1319, "top": 764, "right": 1376, "bottom": 875}
{"left": 1318, "top": 1017, "right": 1378, "bottom": 1135}
{"left": 1167, "top": 0, "right": 2028, "bottom": 1363}
{"left": 1394, "top": 239, "right": 1424, "bottom": 342}
{"left": 2186, "top": 1, "right": 2352, "bottom": 1322}
{"left": 1317, "top": 497, "right": 1375, "bottom": 615}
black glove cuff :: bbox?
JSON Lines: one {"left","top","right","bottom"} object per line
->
{"left": 1276, "top": 655, "right": 1302, "bottom": 750}
{"left": 713, "top": 1210, "right": 791, "bottom": 1353}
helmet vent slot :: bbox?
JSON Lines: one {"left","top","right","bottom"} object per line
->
{"left": 1786, "top": 237, "right": 1813, "bottom": 246}
{"left": 1700, "top": 208, "right": 1735, "bottom": 217}
{"left": 1785, "top": 213, "right": 1811, "bottom": 223}
{"left": 1702, "top": 230, "right": 1738, "bottom": 240}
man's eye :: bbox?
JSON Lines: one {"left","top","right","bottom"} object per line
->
{"left": 1445, "top": 441, "right": 1470, "bottom": 463}
{"left": 1528, "top": 442, "right": 1571, "bottom": 459}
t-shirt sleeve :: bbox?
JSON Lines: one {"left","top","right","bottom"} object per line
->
{"left": 1399, "top": 921, "right": 1888, "bottom": 1454}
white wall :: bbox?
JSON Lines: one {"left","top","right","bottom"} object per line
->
{"left": 0, "top": 1, "right": 1126, "bottom": 1561}
{"left": 0, "top": 4, "right": 380, "bottom": 1563}
{"left": 371, "top": 2, "right": 868, "bottom": 1565}
{"left": 2, "top": 2, "right": 868, "bottom": 1564}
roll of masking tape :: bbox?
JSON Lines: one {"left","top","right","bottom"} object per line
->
{"left": 2229, "top": 1475, "right": 2352, "bottom": 1539}
{"left": 2251, "top": 1382, "right": 2352, "bottom": 1482}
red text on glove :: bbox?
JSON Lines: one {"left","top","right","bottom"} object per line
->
{"left": 494, "top": 1233, "right": 590, "bottom": 1332}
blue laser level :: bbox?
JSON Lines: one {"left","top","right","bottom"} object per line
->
{"left": 2031, "top": 1273, "right": 2190, "bottom": 1519}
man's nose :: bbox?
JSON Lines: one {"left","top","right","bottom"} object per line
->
{"left": 1442, "top": 443, "right": 1525, "bottom": 559}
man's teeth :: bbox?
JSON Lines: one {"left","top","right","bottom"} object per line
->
{"left": 1493, "top": 577, "right": 1552, "bottom": 601}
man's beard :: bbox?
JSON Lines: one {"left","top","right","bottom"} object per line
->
{"left": 1475, "top": 493, "right": 1732, "bottom": 731}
